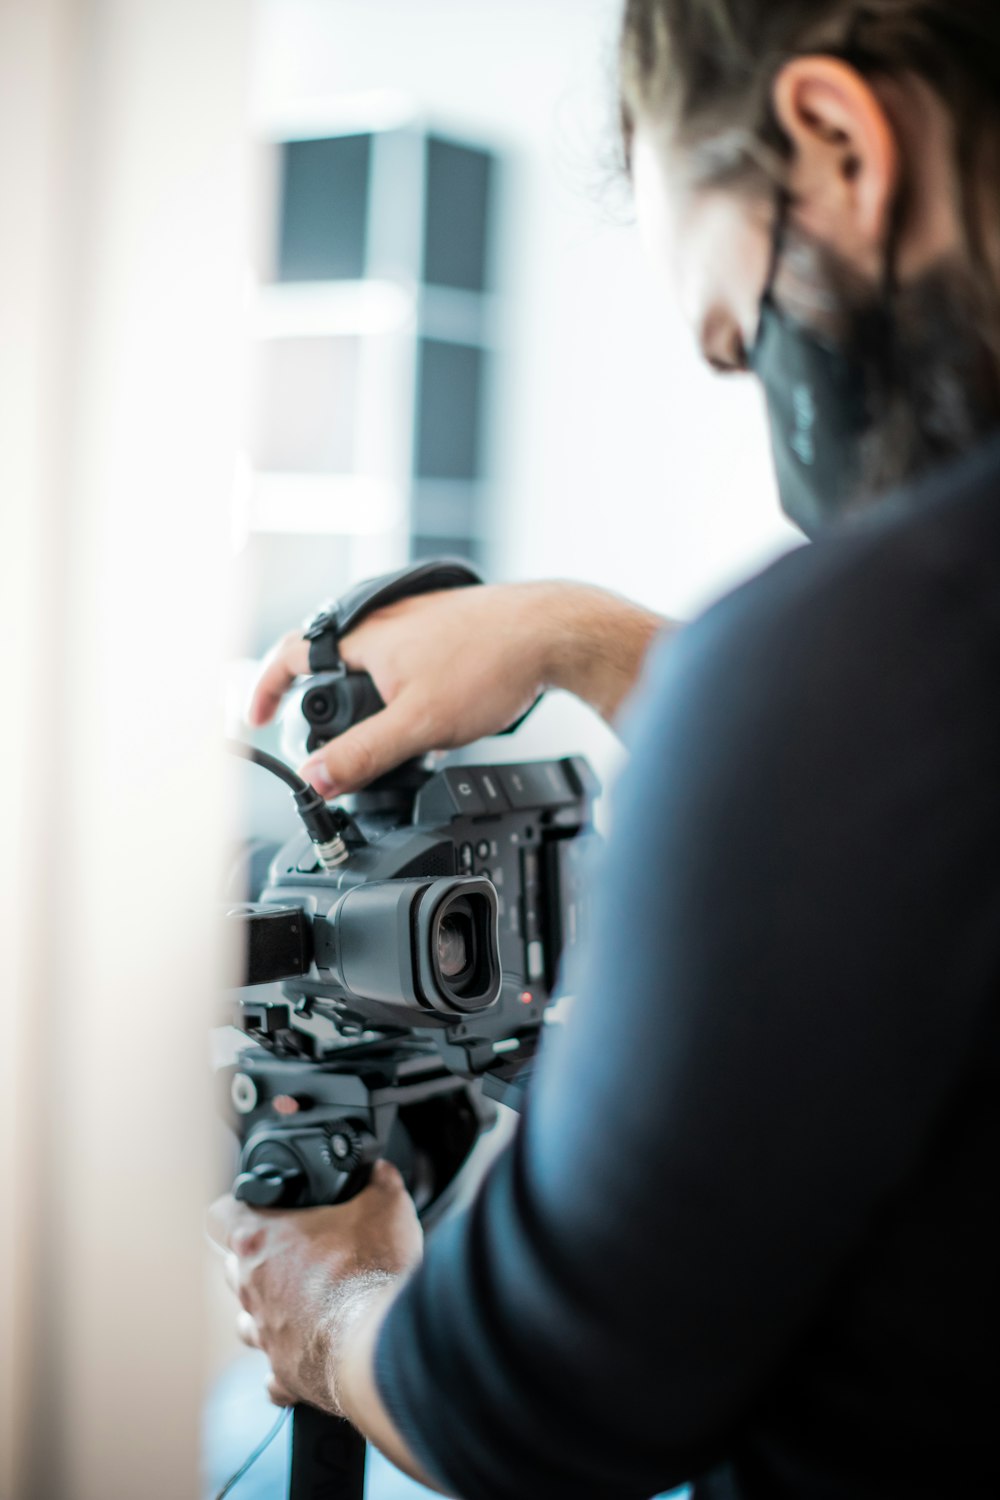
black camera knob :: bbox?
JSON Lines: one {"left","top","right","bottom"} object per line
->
{"left": 324, "top": 1123, "right": 380, "bottom": 1176}
{"left": 233, "top": 1162, "right": 305, "bottom": 1208}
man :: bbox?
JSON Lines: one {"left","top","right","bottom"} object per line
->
{"left": 212, "top": 3, "right": 1000, "bottom": 1496}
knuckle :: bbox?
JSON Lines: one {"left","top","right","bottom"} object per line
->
{"left": 344, "top": 734, "right": 377, "bottom": 786}
{"left": 375, "top": 1160, "right": 404, "bottom": 1191}
{"left": 408, "top": 698, "right": 441, "bottom": 747}
{"left": 236, "top": 1311, "right": 259, "bottom": 1347}
{"left": 231, "top": 1225, "right": 264, "bottom": 1258}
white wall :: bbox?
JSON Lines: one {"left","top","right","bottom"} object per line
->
{"left": 251, "top": 0, "right": 799, "bottom": 626}
{"left": 0, "top": 2, "right": 249, "bottom": 1495}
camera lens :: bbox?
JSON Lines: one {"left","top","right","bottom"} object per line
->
{"left": 304, "top": 691, "right": 332, "bottom": 723}
{"left": 332, "top": 878, "right": 500, "bottom": 1018}
{"left": 436, "top": 910, "right": 474, "bottom": 981}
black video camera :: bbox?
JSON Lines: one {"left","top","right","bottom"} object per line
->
{"left": 222, "top": 560, "right": 599, "bottom": 1224}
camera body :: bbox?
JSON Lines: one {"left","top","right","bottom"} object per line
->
{"left": 243, "top": 754, "right": 596, "bottom": 1030}
{"left": 225, "top": 752, "right": 598, "bottom": 1214}
{"left": 223, "top": 562, "right": 598, "bottom": 1218}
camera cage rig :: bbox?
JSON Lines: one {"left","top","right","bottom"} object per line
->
{"left": 220, "top": 560, "right": 599, "bottom": 1500}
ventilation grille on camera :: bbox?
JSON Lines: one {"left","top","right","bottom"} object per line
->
{"left": 397, "top": 844, "right": 457, "bottom": 880}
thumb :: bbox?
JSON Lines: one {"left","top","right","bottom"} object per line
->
{"left": 369, "top": 1159, "right": 406, "bottom": 1193}
{"left": 298, "top": 696, "right": 431, "bottom": 797}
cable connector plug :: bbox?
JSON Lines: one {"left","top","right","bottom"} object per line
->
{"left": 292, "top": 786, "right": 349, "bottom": 870}
{"left": 226, "top": 740, "right": 367, "bottom": 872}
{"left": 292, "top": 786, "right": 368, "bottom": 871}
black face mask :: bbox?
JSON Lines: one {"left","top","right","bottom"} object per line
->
{"left": 748, "top": 194, "right": 891, "bottom": 539}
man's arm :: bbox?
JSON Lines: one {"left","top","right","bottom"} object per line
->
{"left": 249, "top": 581, "right": 667, "bottom": 797}
{"left": 334, "top": 1280, "right": 445, "bottom": 1488}
{"left": 222, "top": 535, "right": 988, "bottom": 1499}
{"left": 210, "top": 1164, "right": 450, "bottom": 1492}
{"left": 353, "top": 542, "right": 991, "bottom": 1499}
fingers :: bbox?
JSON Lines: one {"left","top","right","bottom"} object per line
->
{"left": 248, "top": 632, "right": 311, "bottom": 727}
{"left": 237, "top": 1310, "right": 261, "bottom": 1349}
{"left": 369, "top": 1159, "right": 405, "bottom": 1194}
{"left": 225, "top": 1256, "right": 255, "bottom": 1314}
{"left": 206, "top": 1194, "right": 241, "bottom": 1250}
{"left": 299, "top": 695, "right": 434, "bottom": 797}
{"left": 207, "top": 1195, "right": 266, "bottom": 1256}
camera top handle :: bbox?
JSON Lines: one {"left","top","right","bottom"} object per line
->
{"left": 304, "top": 557, "right": 485, "bottom": 674}
{"left": 300, "top": 557, "right": 539, "bottom": 756}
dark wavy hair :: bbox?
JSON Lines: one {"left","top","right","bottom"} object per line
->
{"left": 619, "top": 1, "right": 1000, "bottom": 277}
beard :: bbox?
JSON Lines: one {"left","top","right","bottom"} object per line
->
{"left": 772, "top": 224, "right": 1000, "bottom": 503}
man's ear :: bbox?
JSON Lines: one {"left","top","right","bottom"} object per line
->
{"left": 772, "top": 56, "right": 900, "bottom": 272}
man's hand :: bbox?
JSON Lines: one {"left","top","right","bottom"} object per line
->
{"left": 209, "top": 1161, "right": 422, "bottom": 1414}
{"left": 248, "top": 580, "right": 667, "bottom": 798}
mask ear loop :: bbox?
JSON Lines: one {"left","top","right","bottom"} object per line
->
{"left": 849, "top": 3, "right": 903, "bottom": 383}
{"left": 751, "top": 186, "right": 792, "bottom": 356}
{"left": 832, "top": 12, "right": 904, "bottom": 461}
{"left": 763, "top": 188, "right": 791, "bottom": 301}
{"left": 881, "top": 188, "right": 904, "bottom": 303}
{"left": 824, "top": 10, "right": 902, "bottom": 304}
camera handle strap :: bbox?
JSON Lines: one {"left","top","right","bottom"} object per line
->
{"left": 289, "top": 1404, "right": 366, "bottom": 1500}
{"left": 304, "top": 558, "right": 484, "bottom": 673}
{"left": 303, "top": 556, "right": 540, "bottom": 734}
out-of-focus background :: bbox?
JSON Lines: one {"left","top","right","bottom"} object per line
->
{"left": 1, "top": 3, "right": 794, "bottom": 1499}
{"left": 229, "top": 6, "right": 795, "bottom": 1491}
{"left": 234, "top": 0, "right": 798, "bottom": 837}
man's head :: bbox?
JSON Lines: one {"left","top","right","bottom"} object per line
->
{"left": 619, "top": 1, "right": 1000, "bottom": 529}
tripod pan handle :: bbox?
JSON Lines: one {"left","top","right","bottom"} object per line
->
{"left": 289, "top": 1403, "right": 366, "bottom": 1500}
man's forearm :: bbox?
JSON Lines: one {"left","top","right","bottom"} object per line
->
{"left": 328, "top": 1277, "right": 449, "bottom": 1494}
{"left": 253, "top": 577, "right": 671, "bottom": 800}
{"left": 529, "top": 582, "right": 669, "bottom": 723}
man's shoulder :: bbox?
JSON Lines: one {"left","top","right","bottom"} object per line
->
{"left": 700, "top": 443, "right": 998, "bottom": 685}
{"left": 636, "top": 439, "right": 1000, "bottom": 766}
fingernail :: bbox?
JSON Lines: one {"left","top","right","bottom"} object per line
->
{"left": 302, "top": 761, "right": 336, "bottom": 797}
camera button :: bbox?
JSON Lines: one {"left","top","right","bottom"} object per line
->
{"left": 475, "top": 770, "right": 510, "bottom": 810}
{"left": 443, "top": 770, "right": 487, "bottom": 815}
{"left": 499, "top": 763, "right": 574, "bottom": 810}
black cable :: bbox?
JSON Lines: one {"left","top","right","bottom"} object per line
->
{"left": 225, "top": 739, "right": 309, "bottom": 795}
{"left": 225, "top": 740, "right": 365, "bottom": 868}
{"left": 214, "top": 1406, "right": 291, "bottom": 1500}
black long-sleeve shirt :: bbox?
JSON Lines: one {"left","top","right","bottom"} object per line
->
{"left": 375, "top": 439, "right": 1000, "bottom": 1500}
